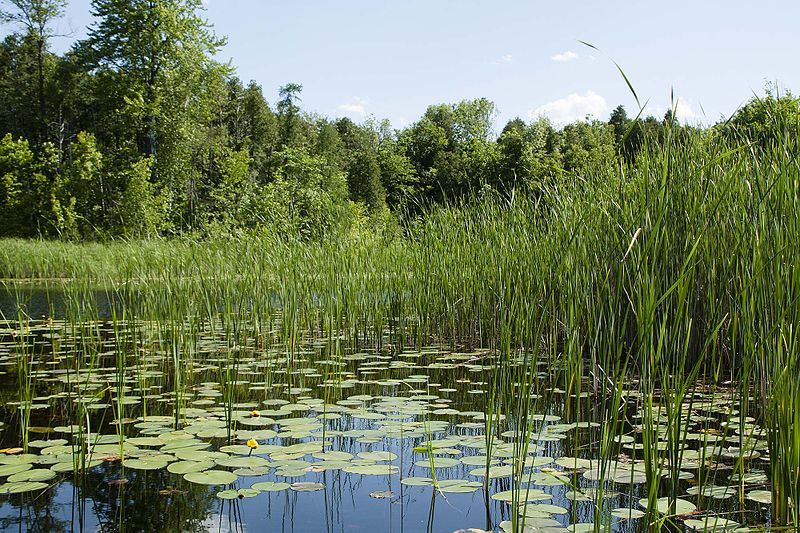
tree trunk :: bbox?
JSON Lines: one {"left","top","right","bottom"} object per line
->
{"left": 37, "top": 37, "right": 46, "bottom": 143}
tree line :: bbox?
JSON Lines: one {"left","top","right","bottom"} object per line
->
{"left": 0, "top": 0, "right": 797, "bottom": 240}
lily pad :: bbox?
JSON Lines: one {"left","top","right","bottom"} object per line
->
{"left": 167, "top": 460, "right": 215, "bottom": 475}
{"left": 0, "top": 463, "right": 33, "bottom": 477}
{"left": 357, "top": 451, "right": 397, "bottom": 462}
{"left": 251, "top": 481, "right": 290, "bottom": 492}
{"left": 290, "top": 482, "right": 325, "bottom": 492}
{"left": 746, "top": 490, "right": 771, "bottom": 504}
{"left": 611, "top": 508, "right": 645, "bottom": 519}
{"left": 217, "top": 488, "right": 260, "bottom": 499}
{"left": 638, "top": 497, "right": 696, "bottom": 515}
{"left": 183, "top": 470, "right": 237, "bottom": 485}
{"left": 400, "top": 476, "right": 434, "bottom": 486}
{"left": 0, "top": 481, "right": 49, "bottom": 494}
{"left": 7, "top": 469, "right": 57, "bottom": 483}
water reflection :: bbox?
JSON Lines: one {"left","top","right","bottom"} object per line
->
{"left": 0, "top": 288, "right": 769, "bottom": 532}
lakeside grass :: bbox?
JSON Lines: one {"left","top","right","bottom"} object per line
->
{"left": 1, "top": 120, "right": 798, "bottom": 529}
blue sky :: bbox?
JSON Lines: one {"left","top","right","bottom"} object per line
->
{"left": 33, "top": 0, "right": 800, "bottom": 130}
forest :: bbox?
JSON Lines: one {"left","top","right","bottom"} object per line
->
{"left": 2, "top": 0, "right": 795, "bottom": 242}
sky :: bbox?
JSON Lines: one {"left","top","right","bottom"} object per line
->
{"left": 25, "top": 0, "right": 800, "bottom": 131}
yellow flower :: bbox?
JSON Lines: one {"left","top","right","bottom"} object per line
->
{"left": 250, "top": 410, "right": 260, "bottom": 417}
{"left": 246, "top": 439, "right": 259, "bottom": 449}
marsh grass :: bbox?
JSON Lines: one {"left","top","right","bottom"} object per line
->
{"left": 0, "top": 99, "right": 798, "bottom": 531}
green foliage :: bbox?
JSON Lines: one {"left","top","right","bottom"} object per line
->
{"left": 496, "top": 118, "right": 560, "bottom": 191}
{"left": 0, "top": 0, "right": 67, "bottom": 141}
{"left": 0, "top": 133, "right": 34, "bottom": 236}
{"left": 558, "top": 120, "right": 617, "bottom": 173}
{"left": 336, "top": 118, "right": 385, "bottom": 210}
{"left": 721, "top": 89, "right": 800, "bottom": 146}
{"left": 262, "top": 147, "right": 355, "bottom": 239}
{"left": 116, "top": 156, "right": 163, "bottom": 238}
{"left": 0, "top": 0, "right": 794, "bottom": 244}
{"left": 207, "top": 147, "right": 252, "bottom": 226}
{"left": 60, "top": 131, "right": 104, "bottom": 236}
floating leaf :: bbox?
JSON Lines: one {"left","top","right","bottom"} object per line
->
{"left": 7, "top": 469, "right": 57, "bottom": 483}
{"left": 0, "top": 463, "right": 33, "bottom": 477}
{"left": 400, "top": 476, "right": 434, "bottom": 486}
{"left": 167, "top": 460, "right": 215, "bottom": 475}
{"left": 746, "top": 490, "right": 771, "bottom": 504}
{"left": 611, "top": 508, "right": 645, "bottom": 519}
{"left": 491, "top": 488, "right": 551, "bottom": 502}
{"left": 0, "top": 481, "right": 49, "bottom": 494}
{"left": 638, "top": 497, "right": 696, "bottom": 515}
{"left": 183, "top": 470, "right": 237, "bottom": 485}
{"left": 290, "top": 482, "right": 325, "bottom": 492}
{"left": 217, "top": 488, "right": 260, "bottom": 499}
{"left": 357, "top": 451, "right": 397, "bottom": 462}
{"left": 251, "top": 481, "right": 290, "bottom": 492}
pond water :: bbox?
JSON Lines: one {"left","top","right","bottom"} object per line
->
{"left": 0, "top": 287, "right": 775, "bottom": 532}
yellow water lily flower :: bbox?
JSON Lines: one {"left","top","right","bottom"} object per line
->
{"left": 250, "top": 410, "right": 260, "bottom": 417}
{"left": 246, "top": 439, "right": 259, "bottom": 449}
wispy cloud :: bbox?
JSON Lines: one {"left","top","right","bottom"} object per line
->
{"left": 498, "top": 54, "right": 513, "bottom": 63}
{"left": 674, "top": 99, "right": 698, "bottom": 122}
{"left": 551, "top": 50, "right": 579, "bottom": 62}
{"left": 645, "top": 98, "right": 703, "bottom": 124}
{"left": 529, "top": 90, "right": 608, "bottom": 124}
{"left": 338, "top": 96, "right": 368, "bottom": 116}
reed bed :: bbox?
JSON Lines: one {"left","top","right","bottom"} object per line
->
{"left": 0, "top": 116, "right": 798, "bottom": 531}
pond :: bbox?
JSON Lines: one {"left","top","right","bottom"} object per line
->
{"left": 0, "top": 286, "right": 776, "bottom": 532}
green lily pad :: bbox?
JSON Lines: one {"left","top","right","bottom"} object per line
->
{"left": 554, "top": 457, "right": 593, "bottom": 470}
{"left": 746, "top": 490, "right": 771, "bottom": 504}
{"left": 491, "top": 488, "right": 551, "bottom": 502}
{"left": 290, "top": 482, "right": 325, "bottom": 492}
{"left": 174, "top": 449, "right": 229, "bottom": 462}
{"left": 342, "top": 464, "right": 399, "bottom": 476}
{"left": 639, "top": 497, "right": 696, "bottom": 515}
{"left": 7, "top": 469, "right": 57, "bottom": 483}
{"left": 683, "top": 517, "right": 744, "bottom": 531}
{"left": 460, "top": 455, "right": 498, "bottom": 466}
{"left": 311, "top": 451, "right": 353, "bottom": 461}
{"left": 0, "top": 455, "right": 38, "bottom": 465}
{"left": 28, "top": 439, "right": 68, "bottom": 449}
{"left": 499, "top": 518, "right": 565, "bottom": 532}
{"left": 519, "top": 503, "right": 568, "bottom": 515}
{"left": 400, "top": 476, "right": 434, "bottom": 486}
{"left": 0, "top": 481, "right": 49, "bottom": 494}
{"left": 611, "top": 508, "right": 645, "bottom": 519}
{"left": 356, "top": 451, "right": 397, "bottom": 462}
{"left": 167, "top": 460, "right": 215, "bottom": 475}
{"left": 0, "top": 463, "right": 33, "bottom": 477}
{"left": 233, "top": 466, "right": 271, "bottom": 477}
{"left": 215, "top": 456, "right": 271, "bottom": 469}
{"left": 183, "top": 470, "right": 237, "bottom": 485}
{"left": 251, "top": 481, "right": 290, "bottom": 492}
{"left": 435, "top": 479, "right": 482, "bottom": 493}
{"left": 217, "top": 488, "right": 260, "bottom": 499}
{"left": 125, "top": 458, "right": 170, "bottom": 471}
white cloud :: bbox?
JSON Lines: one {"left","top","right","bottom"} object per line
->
{"left": 674, "top": 99, "right": 698, "bottom": 122}
{"left": 529, "top": 91, "right": 609, "bottom": 124}
{"left": 338, "top": 96, "right": 368, "bottom": 116}
{"left": 499, "top": 54, "right": 513, "bottom": 63}
{"left": 645, "top": 98, "right": 703, "bottom": 124}
{"left": 551, "top": 50, "right": 579, "bottom": 62}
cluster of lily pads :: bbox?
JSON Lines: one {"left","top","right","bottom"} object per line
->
{"left": 0, "top": 320, "right": 776, "bottom": 532}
